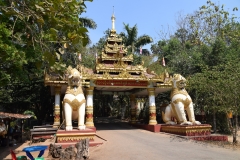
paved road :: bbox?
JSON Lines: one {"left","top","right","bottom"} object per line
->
{"left": 89, "top": 117, "right": 240, "bottom": 160}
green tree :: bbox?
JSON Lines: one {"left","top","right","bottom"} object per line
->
{"left": 0, "top": 23, "right": 27, "bottom": 86}
{"left": 151, "top": 1, "right": 240, "bottom": 144}
{"left": 151, "top": 37, "right": 205, "bottom": 76}
{"left": 0, "top": 0, "right": 92, "bottom": 74}
{"left": 186, "top": 0, "right": 238, "bottom": 45}
{"left": 0, "top": 0, "right": 94, "bottom": 117}
{"left": 188, "top": 35, "right": 240, "bottom": 143}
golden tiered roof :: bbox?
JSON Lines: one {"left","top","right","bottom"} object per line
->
{"left": 96, "top": 26, "right": 146, "bottom": 75}
{"left": 44, "top": 13, "right": 172, "bottom": 96}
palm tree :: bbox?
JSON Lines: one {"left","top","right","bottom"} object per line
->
{"left": 79, "top": 17, "right": 97, "bottom": 44}
{"left": 120, "top": 23, "right": 153, "bottom": 55}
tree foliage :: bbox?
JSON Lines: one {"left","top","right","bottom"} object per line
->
{"left": 150, "top": 0, "right": 239, "bottom": 141}
{"left": 0, "top": 0, "right": 92, "bottom": 74}
{"left": 0, "top": 0, "right": 94, "bottom": 120}
{"left": 186, "top": 0, "right": 239, "bottom": 45}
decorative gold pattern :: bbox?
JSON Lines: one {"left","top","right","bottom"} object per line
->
{"left": 139, "top": 72, "right": 148, "bottom": 79}
{"left": 107, "top": 36, "right": 122, "bottom": 42}
{"left": 86, "top": 87, "right": 94, "bottom": 95}
{"left": 118, "top": 70, "right": 132, "bottom": 78}
{"left": 54, "top": 106, "right": 60, "bottom": 118}
{"left": 173, "top": 98, "right": 192, "bottom": 109}
{"left": 149, "top": 105, "right": 156, "bottom": 120}
{"left": 63, "top": 99, "right": 86, "bottom": 111}
{"left": 44, "top": 14, "right": 173, "bottom": 98}
{"left": 102, "top": 72, "right": 112, "bottom": 79}
{"left": 65, "top": 86, "right": 84, "bottom": 96}
{"left": 86, "top": 105, "right": 94, "bottom": 126}
{"left": 147, "top": 88, "right": 155, "bottom": 96}
{"left": 57, "top": 136, "right": 94, "bottom": 142}
{"left": 55, "top": 86, "right": 61, "bottom": 94}
{"left": 113, "top": 61, "right": 128, "bottom": 69}
{"left": 161, "top": 125, "right": 211, "bottom": 134}
{"left": 171, "top": 88, "right": 188, "bottom": 99}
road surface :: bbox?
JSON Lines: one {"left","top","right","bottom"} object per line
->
{"left": 89, "top": 117, "right": 240, "bottom": 160}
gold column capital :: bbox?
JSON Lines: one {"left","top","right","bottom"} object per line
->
{"left": 147, "top": 88, "right": 155, "bottom": 96}
{"left": 86, "top": 87, "right": 94, "bottom": 95}
{"left": 55, "top": 86, "right": 61, "bottom": 94}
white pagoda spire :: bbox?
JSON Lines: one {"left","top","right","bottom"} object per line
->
{"left": 111, "top": 6, "right": 116, "bottom": 31}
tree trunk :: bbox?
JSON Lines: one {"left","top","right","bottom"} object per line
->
{"left": 213, "top": 109, "right": 216, "bottom": 133}
{"left": 233, "top": 114, "right": 238, "bottom": 144}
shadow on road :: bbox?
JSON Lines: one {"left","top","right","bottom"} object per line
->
{"left": 94, "top": 117, "right": 138, "bottom": 131}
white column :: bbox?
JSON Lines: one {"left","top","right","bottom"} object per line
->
{"left": 85, "top": 87, "right": 94, "bottom": 127}
{"left": 53, "top": 86, "right": 61, "bottom": 128}
{"left": 148, "top": 88, "right": 157, "bottom": 125}
{"left": 136, "top": 99, "right": 141, "bottom": 119}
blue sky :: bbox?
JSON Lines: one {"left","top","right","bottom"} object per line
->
{"left": 82, "top": 0, "right": 240, "bottom": 52}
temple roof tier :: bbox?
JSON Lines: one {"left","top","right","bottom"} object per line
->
{"left": 107, "top": 37, "right": 122, "bottom": 42}
{"left": 95, "top": 63, "right": 145, "bottom": 73}
{"left": 101, "top": 53, "right": 133, "bottom": 61}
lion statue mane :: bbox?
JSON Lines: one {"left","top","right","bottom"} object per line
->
{"left": 162, "top": 74, "right": 201, "bottom": 125}
{"left": 63, "top": 67, "right": 86, "bottom": 131}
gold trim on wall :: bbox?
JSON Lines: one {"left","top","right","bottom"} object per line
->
{"left": 57, "top": 136, "right": 94, "bottom": 142}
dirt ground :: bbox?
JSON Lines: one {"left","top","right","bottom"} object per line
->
{"left": 0, "top": 129, "right": 239, "bottom": 160}
{"left": 0, "top": 134, "right": 105, "bottom": 160}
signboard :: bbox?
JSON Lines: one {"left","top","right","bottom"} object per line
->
{"left": 95, "top": 80, "right": 147, "bottom": 87}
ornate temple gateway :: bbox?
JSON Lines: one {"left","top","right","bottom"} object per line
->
{"left": 44, "top": 13, "right": 172, "bottom": 129}
{"left": 43, "top": 14, "right": 221, "bottom": 144}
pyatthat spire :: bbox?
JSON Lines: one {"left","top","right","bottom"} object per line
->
{"left": 111, "top": 6, "right": 116, "bottom": 31}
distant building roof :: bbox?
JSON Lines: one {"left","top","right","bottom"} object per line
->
{"left": 0, "top": 112, "right": 32, "bottom": 119}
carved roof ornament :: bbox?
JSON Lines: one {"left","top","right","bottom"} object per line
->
{"left": 102, "top": 72, "right": 112, "bottom": 79}
{"left": 118, "top": 69, "right": 132, "bottom": 78}
{"left": 139, "top": 72, "right": 148, "bottom": 79}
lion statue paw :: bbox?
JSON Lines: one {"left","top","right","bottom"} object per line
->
{"left": 192, "top": 121, "right": 201, "bottom": 125}
{"left": 66, "top": 126, "right": 73, "bottom": 131}
{"left": 78, "top": 125, "right": 86, "bottom": 130}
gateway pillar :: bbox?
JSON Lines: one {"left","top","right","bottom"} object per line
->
{"left": 148, "top": 88, "right": 157, "bottom": 125}
{"left": 85, "top": 87, "right": 94, "bottom": 127}
{"left": 130, "top": 94, "right": 136, "bottom": 124}
{"left": 53, "top": 86, "right": 61, "bottom": 128}
{"left": 136, "top": 98, "right": 142, "bottom": 120}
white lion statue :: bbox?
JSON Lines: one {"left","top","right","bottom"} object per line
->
{"left": 63, "top": 67, "right": 86, "bottom": 131}
{"left": 162, "top": 74, "right": 201, "bottom": 125}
